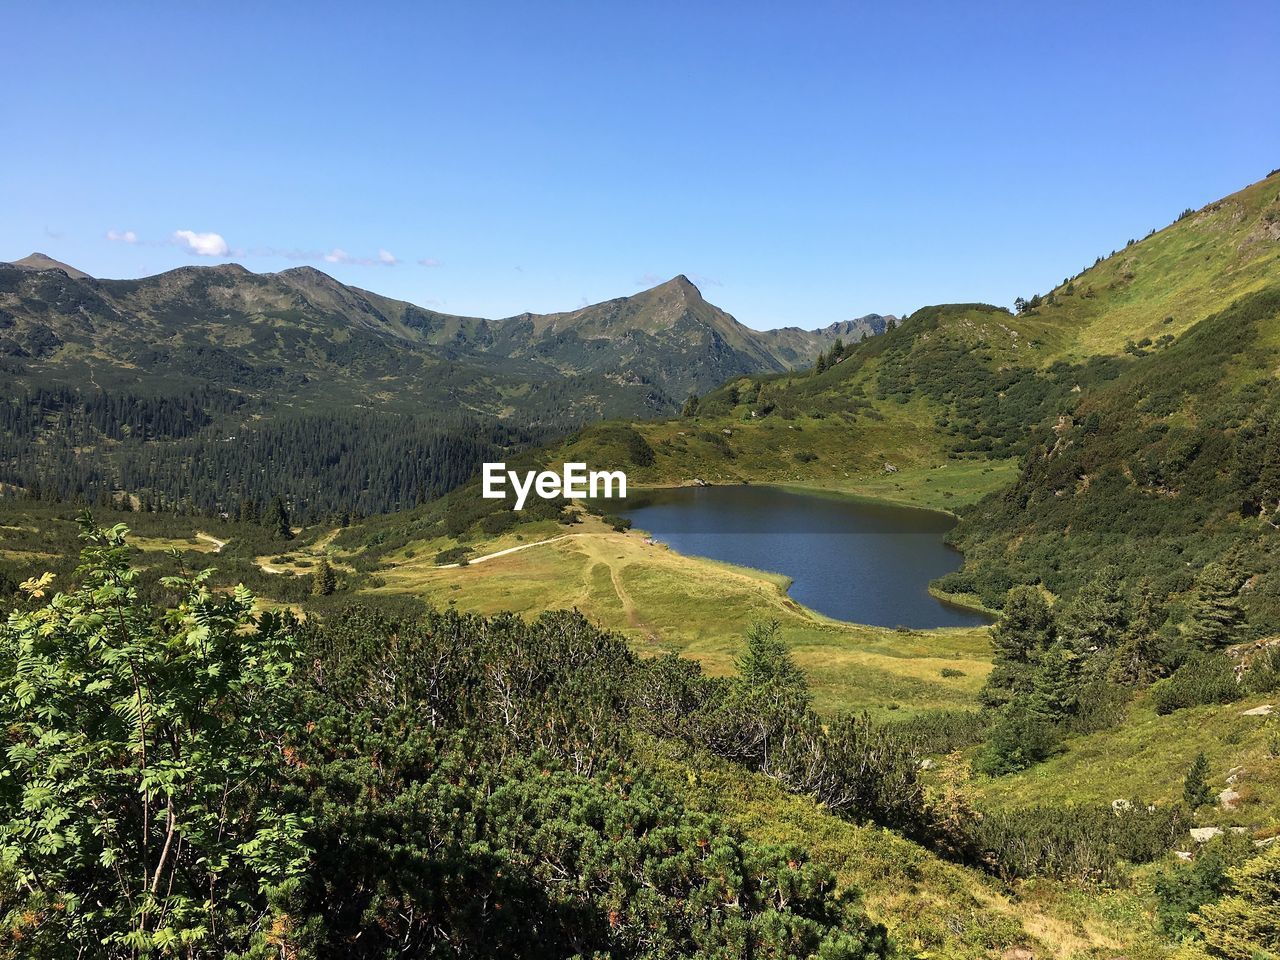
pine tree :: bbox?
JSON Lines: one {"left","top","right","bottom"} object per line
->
{"left": 1058, "top": 566, "right": 1128, "bottom": 652}
{"left": 981, "top": 585, "right": 1055, "bottom": 708}
{"left": 1188, "top": 562, "right": 1246, "bottom": 647}
{"left": 266, "top": 496, "right": 293, "bottom": 541}
{"left": 313, "top": 557, "right": 337, "bottom": 596}
{"left": 1183, "top": 752, "right": 1213, "bottom": 809}
{"left": 1028, "top": 640, "right": 1081, "bottom": 723}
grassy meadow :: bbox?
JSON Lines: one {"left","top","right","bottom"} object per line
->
{"left": 371, "top": 510, "right": 993, "bottom": 718}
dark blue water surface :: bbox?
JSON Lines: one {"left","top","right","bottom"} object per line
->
{"left": 617, "top": 485, "right": 990, "bottom": 629}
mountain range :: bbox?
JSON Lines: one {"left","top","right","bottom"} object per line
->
{"left": 0, "top": 256, "right": 889, "bottom": 423}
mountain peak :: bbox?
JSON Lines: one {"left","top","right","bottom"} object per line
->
{"left": 644, "top": 274, "right": 704, "bottom": 301}
{"left": 275, "top": 264, "right": 338, "bottom": 282}
{"left": 8, "top": 252, "right": 92, "bottom": 280}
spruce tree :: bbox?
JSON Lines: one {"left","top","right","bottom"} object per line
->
{"left": 1059, "top": 566, "right": 1127, "bottom": 652}
{"left": 266, "top": 496, "right": 293, "bottom": 541}
{"left": 1111, "top": 578, "right": 1165, "bottom": 683}
{"left": 735, "top": 620, "right": 811, "bottom": 712}
{"left": 1028, "top": 640, "right": 1081, "bottom": 723}
{"left": 981, "top": 585, "right": 1055, "bottom": 708}
{"left": 1183, "top": 752, "right": 1214, "bottom": 809}
{"left": 1188, "top": 562, "right": 1246, "bottom": 647}
{"left": 313, "top": 556, "right": 337, "bottom": 596}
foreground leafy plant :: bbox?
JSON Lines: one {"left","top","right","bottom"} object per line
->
{"left": 0, "top": 516, "right": 306, "bottom": 956}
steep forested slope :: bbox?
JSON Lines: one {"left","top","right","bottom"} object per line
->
{"left": 946, "top": 285, "right": 1280, "bottom": 629}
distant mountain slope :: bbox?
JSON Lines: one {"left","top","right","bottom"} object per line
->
{"left": 0, "top": 259, "right": 882, "bottom": 421}
{"left": 755, "top": 315, "right": 893, "bottom": 366}
{"left": 8, "top": 252, "right": 92, "bottom": 279}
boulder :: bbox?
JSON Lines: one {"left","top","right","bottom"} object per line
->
{"left": 1190, "top": 827, "right": 1224, "bottom": 843}
{"left": 1241, "top": 704, "right": 1275, "bottom": 716}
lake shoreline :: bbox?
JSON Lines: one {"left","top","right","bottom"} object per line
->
{"left": 627, "top": 478, "right": 964, "bottom": 519}
{"left": 619, "top": 484, "right": 992, "bottom": 630}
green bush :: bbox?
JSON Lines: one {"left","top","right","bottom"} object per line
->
{"left": 1150, "top": 652, "right": 1239, "bottom": 714}
{"left": 975, "top": 802, "right": 1190, "bottom": 881}
{"left": 434, "top": 545, "right": 473, "bottom": 565}
{"left": 1242, "top": 645, "right": 1280, "bottom": 695}
{"left": 884, "top": 709, "right": 987, "bottom": 755}
{"left": 1154, "top": 833, "right": 1256, "bottom": 938}
{"left": 973, "top": 704, "right": 1062, "bottom": 776}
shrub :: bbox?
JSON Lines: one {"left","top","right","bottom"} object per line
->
{"left": 1192, "top": 842, "right": 1280, "bottom": 955}
{"left": 0, "top": 519, "right": 306, "bottom": 954}
{"left": 479, "top": 510, "right": 519, "bottom": 536}
{"left": 1154, "top": 833, "right": 1256, "bottom": 938}
{"left": 434, "top": 546, "right": 473, "bottom": 565}
{"left": 1242, "top": 645, "right": 1280, "bottom": 695}
{"left": 884, "top": 709, "right": 987, "bottom": 755}
{"left": 975, "top": 802, "right": 1189, "bottom": 881}
{"left": 973, "top": 704, "right": 1062, "bottom": 776}
{"left": 1151, "top": 652, "right": 1239, "bottom": 714}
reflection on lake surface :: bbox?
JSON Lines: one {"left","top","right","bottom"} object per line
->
{"left": 617, "top": 485, "right": 990, "bottom": 629}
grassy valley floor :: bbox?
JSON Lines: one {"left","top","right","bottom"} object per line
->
{"left": 370, "top": 510, "right": 992, "bottom": 718}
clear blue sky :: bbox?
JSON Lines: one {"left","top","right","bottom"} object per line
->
{"left": 3, "top": 2, "right": 1276, "bottom": 329}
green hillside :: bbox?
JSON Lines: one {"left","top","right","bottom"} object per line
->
{"left": 1017, "top": 171, "right": 1280, "bottom": 358}
{"left": 947, "top": 285, "right": 1280, "bottom": 629}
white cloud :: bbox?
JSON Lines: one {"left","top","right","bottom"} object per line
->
{"left": 106, "top": 229, "right": 138, "bottom": 244}
{"left": 323, "top": 246, "right": 401, "bottom": 266}
{"left": 172, "top": 230, "right": 229, "bottom": 257}
{"left": 417, "top": 257, "right": 441, "bottom": 268}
